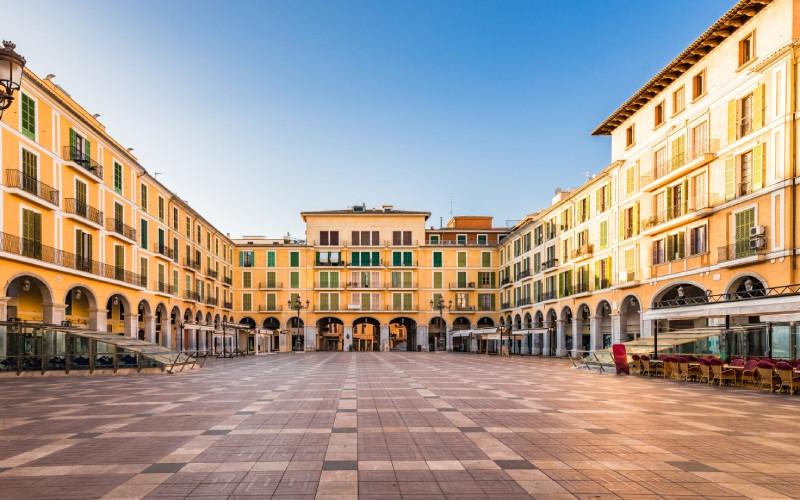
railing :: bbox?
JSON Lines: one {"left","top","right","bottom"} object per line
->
{"left": 542, "top": 258, "right": 558, "bottom": 271}
{"left": 640, "top": 195, "right": 712, "bottom": 232}
{"left": 477, "top": 280, "right": 494, "bottom": 289}
{"left": 206, "top": 296, "right": 218, "bottom": 306}
{"left": 517, "top": 269, "right": 531, "bottom": 280}
{"left": 575, "top": 281, "right": 590, "bottom": 294}
{"left": 315, "top": 260, "right": 345, "bottom": 267}
{"left": 569, "top": 244, "right": 593, "bottom": 260}
{"left": 640, "top": 139, "right": 720, "bottom": 186}
{"left": 560, "top": 286, "right": 573, "bottom": 298}
{"left": 0, "top": 231, "right": 144, "bottom": 287}
{"left": 739, "top": 182, "right": 754, "bottom": 197}
{"left": 453, "top": 305, "right": 476, "bottom": 312}
{"left": 349, "top": 259, "right": 384, "bottom": 267}
{"left": 223, "top": 301, "right": 233, "bottom": 309}
{"left": 6, "top": 170, "right": 59, "bottom": 205}
{"left": 596, "top": 279, "right": 611, "bottom": 290}
{"left": 106, "top": 218, "right": 136, "bottom": 240}
{"left": 500, "top": 277, "right": 511, "bottom": 286}
{"left": 62, "top": 145, "right": 103, "bottom": 179}
{"left": 258, "top": 305, "right": 283, "bottom": 312}
{"left": 151, "top": 242, "right": 174, "bottom": 259}
{"left": 542, "top": 290, "right": 557, "bottom": 301}
{"left": 717, "top": 241, "right": 762, "bottom": 262}
{"left": 65, "top": 198, "right": 103, "bottom": 225}
{"left": 385, "top": 239, "right": 419, "bottom": 247}
{"left": 184, "top": 257, "right": 201, "bottom": 270}
{"left": 259, "top": 281, "right": 283, "bottom": 289}
{"left": 154, "top": 281, "right": 175, "bottom": 294}
{"left": 425, "top": 240, "right": 491, "bottom": 247}
{"left": 500, "top": 301, "right": 511, "bottom": 310}
{"left": 206, "top": 269, "right": 218, "bottom": 279}
{"left": 477, "top": 304, "right": 495, "bottom": 311}
{"left": 389, "top": 281, "right": 416, "bottom": 288}
{"left": 617, "top": 270, "right": 640, "bottom": 283}
{"left": 184, "top": 291, "right": 201, "bottom": 302}
{"left": 223, "top": 277, "right": 232, "bottom": 286}
{"left": 654, "top": 282, "right": 800, "bottom": 309}
{"left": 387, "top": 260, "right": 417, "bottom": 267}
{"left": 515, "top": 297, "right": 531, "bottom": 307}
{"left": 448, "top": 282, "right": 475, "bottom": 289}
{"left": 347, "top": 282, "right": 381, "bottom": 289}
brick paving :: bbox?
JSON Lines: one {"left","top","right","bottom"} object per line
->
{"left": 0, "top": 352, "right": 799, "bottom": 499}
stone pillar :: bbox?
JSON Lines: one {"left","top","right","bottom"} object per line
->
{"left": 305, "top": 325, "right": 316, "bottom": 351}
{"left": 571, "top": 320, "right": 580, "bottom": 358}
{"left": 161, "top": 318, "right": 172, "bottom": 349}
{"left": 143, "top": 315, "right": 157, "bottom": 344}
{"left": 343, "top": 326, "right": 353, "bottom": 351}
{"left": 0, "top": 297, "right": 9, "bottom": 356}
{"left": 417, "top": 326, "right": 428, "bottom": 352}
{"left": 123, "top": 313, "right": 138, "bottom": 339}
{"left": 446, "top": 329, "right": 453, "bottom": 351}
{"left": 44, "top": 303, "right": 67, "bottom": 326}
{"left": 279, "top": 330, "right": 288, "bottom": 351}
{"left": 542, "top": 322, "right": 552, "bottom": 357}
{"left": 556, "top": 319, "right": 567, "bottom": 357}
{"left": 589, "top": 316, "right": 600, "bottom": 353}
{"left": 641, "top": 319, "right": 653, "bottom": 339}
{"left": 187, "top": 328, "right": 196, "bottom": 351}
{"left": 611, "top": 313, "right": 623, "bottom": 345}
{"left": 380, "top": 325, "right": 389, "bottom": 351}
{"left": 266, "top": 333, "right": 272, "bottom": 353}
{"left": 88, "top": 308, "right": 108, "bottom": 332}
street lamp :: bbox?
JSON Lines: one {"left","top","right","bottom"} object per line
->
{"left": 178, "top": 322, "right": 185, "bottom": 352}
{"left": 0, "top": 41, "right": 26, "bottom": 120}
{"left": 288, "top": 296, "right": 310, "bottom": 351}
{"left": 429, "top": 297, "right": 451, "bottom": 352}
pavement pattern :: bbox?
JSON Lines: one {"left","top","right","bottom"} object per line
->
{"left": 0, "top": 352, "right": 799, "bottom": 499}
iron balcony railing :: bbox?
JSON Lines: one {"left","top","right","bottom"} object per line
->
{"left": 500, "top": 301, "right": 511, "bottom": 310}
{"left": 6, "top": 170, "right": 59, "bottom": 205}
{"left": 717, "top": 241, "right": 763, "bottom": 262}
{"left": 223, "top": 277, "right": 233, "bottom": 286}
{"left": 206, "top": 296, "right": 218, "bottom": 306}
{"left": 477, "top": 303, "right": 495, "bottom": 311}
{"left": 515, "top": 297, "right": 531, "bottom": 307}
{"left": 152, "top": 243, "right": 174, "bottom": 259}
{"left": 500, "top": 277, "right": 511, "bottom": 286}
{"left": 517, "top": 269, "right": 531, "bottom": 280}
{"left": 0, "top": 231, "right": 143, "bottom": 287}
{"left": 184, "top": 257, "right": 201, "bottom": 271}
{"left": 184, "top": 291, "right": 201, "bottom": 302}
{"left": 542, "top": 290, "right": 557, "bottom": 301}
{"left": 640, "top": 139, "right": 720, "bottom": 186}
{"left": 259, "top": 305, "right": 284, "bottom": 312}
{"left": 315, "top": 260, "right": 345, "bottom": 267}
{"left": 448, "top": 282, "right": 475, "bottom": 289}
{"left": 65, "top": 198, "right": 103, "bottom": 225}
{"left": 206, "top": 269, "right": 218, "bottom": 279}
{"left": 154, "top": 281, "right": 175, "bottom": 295}
{"left": 570, "top": 244, "right": 593, "bottom": 260}
{"left": 62, "top": 145, "right": 103, "bottom": 179}
{"left": 640, "top": 196, "right": 712, "bottom": 232}
{"left": 596, "top": 279, "right": 611, "bottom": 290}
{"left": 654, "top": 282, "right": 800, "bottom": 309}
{"left": 542, "top": 259, "right": 558, "bottom": 271}
{"left": 575, "top": 281, "right": 590, "bottom": 294}
{"left": 389, "top": 281, "right": 416, "bottom": 288}
{"left": 453, "top": 305, "right": 476, "bottom": 312}
{"left": 223, "top": 301, "right": 233, "bottom": 309}
{"left": 259, "top": 281, "right": 283, "bottom": 289}
{"left": 106, "top": 218, "right": 136, "bottom": 241}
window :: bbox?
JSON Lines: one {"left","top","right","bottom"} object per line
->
{"left": 206, "top": 231, "right": 210, "bottom": 250}
{"left": 172, "top": 207, "right": 178, "bottom": 230}
{"left": 266, "top": 293, "right": 277, "bottom": 311}
{"left": 620, "top": 204, "right": 639, "bottom": 240}
{"left": 140, "top": 257, "right": 148, "bottom": 286}
{"left": 734, "top": 207, "right": 755, "bottom": 258}
{"left": 673, "top": 86, "right": 685, "bottom": 115}
{"left": 691, "top": 122, "right": 708, "bottom": 159}
{"left": 689, "top": 225, "right": 707, "bottom": 255}
{"left": 173, "top": 269, "right": 179, "bottom": 295}
{"left": 481, "top": 251, "right": 491, "bottom": 268}
{"left": 599, "top": 220, "right": 608, "bottom": 250}
{"left": 740, "top": 150, "right": 753, "bottom": 196}
{"left": 319, "top": 292, "right": 340, "bottom": 311}
{"left": 267, "top": 251, "right": 275, "bottom": 267}
{"left": 626, "top": 125, "right": 634, "bottom": 147}
{"left": 456, "top": 234, "right": 467, "bottom": 245}
{"left": 290, "top": 271, "right": 299, "bottom": 288}
{"left": 455, "top": 293, "right": 468, "bottom": 309}
{"left": 290, "top": 251, "right": 299, "bottom": 267}
{"left": 429, "top": 234, "right": 439, "bottom": 244}
{"left": 392, "top": 231, "right": 412, "bottom": 246}
{"left": 140, "top": 183, "right": 147, "bottom": 211}
{"left": 457, "top": 271, "right": 467, "bottom": 288}
{"left": 196, "top": 224, "right": 201, "bottom": 244}
{"left": 185, "top": 216, "right": 190, "bottom": 237}
{"left": 739, "top": 32, "right": 754, "bottom": 67}
{"left": 478, "top": 293, "right": 494, "bottom": 311}
{"left": 140, "top": 219, "right": 148, "bottom": 249}
{"left": 671, "top": 135, "right": 686, "bottom": 169}
{"left": 319, "top": 230, "right": 339, "bottom": 245}
{"left": 595, "top": 183, "right": 610, "bottom": 213}
{"left": 75, "top": 229, "right": 92, "bottom": 270}
{"left": 624, "top": 166, "right": 635, "bottom": 198}
{"left": 433, "top": 271, "right": 442, "bottom": 289}
{"left": 654, "top": 101, "right": 665, "bottom": 127}
{"left": 242, "top": 293, "right": 252, "bottom": 311}
{"left": 654, "top": 146, "right": 668, "bottom": 177}
{"left": 173, "top": 237, "right": 179, "bottom": 262}
{"left": 728, "top": 144, "right": 765, "bottom": 200}
{"left": 266, "top": 271, "right": 277, "bottom": 288}
{"left": 391, "top": 271, "right": 412, "bottom": 288}
{"left": 433, "top": 251, "right": 442, "bottom": 268}
{"left": 351, "top": 230, "right": 379, "bottom": 246}
{"left": 478, "top": 234, "right": 488, "bottom": 246}
{"left": 21, "top": 93, "right": 36, "bottom": 140}
{"left": 740, "top": 93, "right": 753, "bottom": 138}
{"left": 21, "top": 148, "right": 37, "bottom": 194}
{"left": 457, "top": 251, "right": 466, "bottom": 268}
{"left": 240, "top": 250, "right": 254, "bottom": 267}
{"left": 392, "top": 293, "right": 413, "bottom": 311}
{"left": 114, "top": 245, "right": 125, "bottom": 280}
{"left": 242, "top": 271, "right": 251, "bottom": 288}
{"left": 158, "top": 197, "right": 164, "bottom": 221}
{"left": 319, "top": 271, "right": 339, "bottom": 288}
{"left": 391, "top": 251, "right": 412, "bottom": 266}
{"left": 692, "top": 71, "right": 705, "bottom": 100}
{"left": 577, "top": 198, "right": 589, "bottom": 223}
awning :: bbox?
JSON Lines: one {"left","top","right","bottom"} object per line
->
{"left": 183, "top": 323, "right": 215, "bottom": 332}
{"left": 451, "top": 330, "right": 471, "bottom": 338}
{"left": 642, "top": 295, "right": 800, "bottom": 321}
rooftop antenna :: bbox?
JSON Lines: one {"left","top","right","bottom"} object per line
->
{"left": 583, "top": 171, "right": 590, "bottom": 181}
{"left": 154, "top": 172, "right": 162, "bottom": 179}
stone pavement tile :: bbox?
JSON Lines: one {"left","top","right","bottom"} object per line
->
{"left": 358, "top": 460, "right": 393, "bottom": 470}
{"left": 516, "top": 479, "right": 573, "bottom": 496}
{"left": 398, "top": 480, "right": 443, "bottom": 495}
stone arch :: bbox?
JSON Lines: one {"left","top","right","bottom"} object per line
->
{"left": 3, "top": 273, "right": 55, "bottom": 323}
{"left": 524, "top": 312, "right": 532, "bottom": 329}
{"left": 64, "top": 284, "right": 98, "bottom": 328}
{"left": 596, "top": 300, "right": 612, "bottom": 349}
{"left": 498, "top": 316, "right": 505, "bottom": 326}
{"left": 453, "top": 316, "right": 470, "bottom": 330}
{"left": 195, "top": 310, "right": 203, "bottom": 324}
{"left": 317, "top": 316, "right": 344, "bottom": 351}
{"left": 353, "top": 316, "right": 380, "bottom": 352}
{"left": 619, "top": 294, "right": 641, "bottom": 342}
{"left": 477, "top": 316, "right": 495, "bottom": 328}
{"left": 725, "top": 273, "right": 767, "bottom": 296}
{"left": 651, "top": 281, "right": 708, "bottom": 308}
{"left": 154, "top": 302, "right": 170, "bottom": 347}
{"left": 513, "top": 314, "right": 522, "bottom": 330}
{"left": 263, "top": 317, "right": 280, "bottom": 330}
{"left": 575, "top": 303, "right": 591, "bottom": 354}
{"left": 239, "top": 316, "right": 256, "bottom": 328}
{"left": 389, "top": 316, "right": 417, "bottom": 351}
{"left": 137, "top": 299, "right": 153, "bottom": 342}
{"left": 205, "top": 312, "right": 212, "bottom": 325}
{"left": 105, "top": 293, "right": 130, "bottom": 335}
{"left": 214, "top": 314, "right": 221, "bottom": 329}
{"left": 533, "top": 310, "right": 544, "bottom": 328}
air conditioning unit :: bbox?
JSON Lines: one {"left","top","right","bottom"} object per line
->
{"left": 749, "top": 237, "right": 766, "bottom": 250}
{"left": 749, "top": 225, "right": 766, "bottom": 237}
{"left": 468, "top": 282, "right": 475, "bottom": 288}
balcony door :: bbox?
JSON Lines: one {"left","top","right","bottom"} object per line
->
{"left": 75, "top": 180, "right": 87, "bottom": 217}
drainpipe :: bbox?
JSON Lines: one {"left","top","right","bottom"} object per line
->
{"left": 791, "top": 42, "right": 798, "bottom": 272}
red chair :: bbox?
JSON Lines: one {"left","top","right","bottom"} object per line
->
{"left": 685, "top": 355, "right": 698, "bottom": 362}
{"left": 756, "top": 361, "right": 780, "bottom": 392}
{"left": 612, "top": 344, "right": 629, "bottom": 375}
{"left": 709, "top": 357, "right": 736, "bottom": 386}
{"left": 729, "top": 358, "right": 745, "bottom": 367}
{"left": 741, "top": 359, "right": 759, "bottom": 386}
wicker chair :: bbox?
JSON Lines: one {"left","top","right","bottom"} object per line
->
{"left": 698, "top": 358, "right": 711, "bottom": 383}
{"left": 756, "top": 361, "right": 780, "bottom": 392}
{"left": 640, "top": 355, "right": 663, "bottom": 377}
{"left": 740, "top": 359, "right": 759, "bottom": 386}
{"left": 709, "top": 358, "right": 736, "bottom": 386}
{"left": 775, "top": 361, "right": 800, "bottom": 394}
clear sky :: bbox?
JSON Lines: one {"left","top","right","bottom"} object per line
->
{"left": 5, "top": 0, "right": 734, "bottom": 238}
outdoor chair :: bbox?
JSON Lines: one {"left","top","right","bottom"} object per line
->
{"left": 662, "top": 356, "right": 677, "bottom": 379}
{"left": 729, "top": 358, "right": 745, "bottom": 367}
{"left": 756, "top": 361, "right": 780, "bottom": 392}
{"left": 709, "top": 358, "right": 736, "bottom": 386}
{"left": 698, "top": 358, "right": 711, "bottom": 383}
{"left": 684, "top": 355, "right": 698, "bottom": 362}
{"left": 774, "top": 362, "right": 800, "bottom": 394}
{"left": 676, "top": 356, "right": 700, "bottom": 382}
{"left": 640, "top": 355, "right": 663, "bottom": 377}
{"left": 740, "top": 359, "right": 759, "bottom": 386}
{"left": 631, "top": 354, "right": 642, "bottom": 375}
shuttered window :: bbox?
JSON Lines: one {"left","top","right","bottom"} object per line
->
{"left": 433, "top": 252, "right": 442, "bottom": 267}
{"left": 433, "top": 271, "right": 442, "bottom": 289}
{"left": 242, "top": 271, "right": 251, "bottom": 288}
{"left": 457, "top": 252, "right": 466, "bottom": 268}
{"left": 21, "top": 93, "right": 36, "bottom": 140}
{"left": 114, "top": 162, "right": 123, "bottom": 194}
{"left": 290, "top": 251, "right": 299, "bottom": 267}
{"left": 242, "top": 293, "right": 252, "bottom": 311}
{"left": 290, "top": 271, "right": 299, "bottom": 288}
{"left": 267, "top": 251, "right": 275, "bottom": 267}
{"left": 140, "top": 219, "right": 148, "bottom": 249}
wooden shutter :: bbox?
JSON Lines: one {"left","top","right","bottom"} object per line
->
{"left": 752, "top": 143, "right": 765, "bottom": 190}
{"left": 238, "top": 251, "right": 243, "bottom": 266}
{"left": 594, "top": 261, "right": 600, "bottom": 289}
{"left": 351, "top": 252, "right": 360, "bottom": 266}
{"left": 141, "top": 219, "right": 147, "bottom": 249}
{"left": 331, "top": 293, "right": 339, "bottom": 310}
{"left": 595, "top": 188, "right": 601, "bottom": 213}
{"left": 392, "top": 231, "right": 401, "bottom": 245}
{"left": 433, "top": 271, "right": 442, "bottom": 288}
{"left": 666, "top": 235, "right": 674, "bottom": 261}
{"left": 320, "top": 293, "right": 329, "bottom": 311}
{"left": 267, "top": 251, "right": 275, "bottom": 267}
{"left": 320, "top": 271, "right": 329, "bottom": 288}
{"left": 393, "top": 293, "right": 401, "bottom": 311}
{"left": 320, "top": 231, "right": 329, "bottom": 246}
{"left": 372, "top": 231, "right": 380, "bottom": 245}
{"left": 393, "top": 252, "right": 401, "bottom": 266}
{"left": 331, "top": 231, "right": 339, "bottom": 245}
{"left": 753, "top": 83, "right": 765, "bottom": 129}
{"left": 360, "top": 231, "right": 370, "bottom": 246}
{"left": 599, "top": 220, "right": 607, "bottom": 249}
{"left": 351, "top": 231, "right": 359, "bottom": 246}
{"left": 632, "top": 203, "right": 640, "bottom": 236}
{"left": 619, "top": 210, "right": 625, "bottom": 240}
{"left": 727, "top": 100, "right": 737, "bottom": 144}
{"left": 371, "top": 251, "right": 380, "bottom": 266}
{"left": 677, "top": 232, "right": 685, "bottom": 259}
{"left": 330, "top": 272, "right": 339, "bottom": 288}
{"left": 361, "top": 293, "right": 370, "bottom": 311}
{"left": 403, "top": 251, "right": 412, "bottom": 266}
{"left": 69, "top": 128, "right": 76, "bottom": 152}
{"left": 604, "top": 183, "right": 611, "bottom": 209}
{"left": 403, "top": 231, "right": 411, "bottom": 246}
{"left": 681, "top": 179, "right": 689, "bottom": 214}
{"left": 433, "top": 252, "right": 442, "bottom": 267}
{"left": 724, "top": 157, "right": 736, "bottom": 201}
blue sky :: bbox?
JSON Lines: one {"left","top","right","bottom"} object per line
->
{"left": 5, "top": 0, "right": 733, "bottom": 238}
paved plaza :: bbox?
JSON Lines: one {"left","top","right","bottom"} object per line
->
{"left": 0, "top": 353, "right": 799, "bottom": 499}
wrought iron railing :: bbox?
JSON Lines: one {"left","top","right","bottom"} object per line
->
{"left": 223, "top": 277, "right": 233, "bottom": 286}
{"left": 517, "top": 269, "right": 531, "bottom": 280}
{"left": 62, "top": 145, "right": 103, "bottom": 179}
{"left": 570, "top": 244, "right": 593, "bottom": 260}
{"left": 640, "top": 196, "right": 712, "bottom": 232}
{"left": 6, "top": 170, "right": 59, "bottom": 205}
{"left": 152, "top": 243, "right": 174, "bottom": 259}
{"left": 154, "top": 281, "right": 175, "bottom": 294}
{"left": 653, "top": 282, "right": 800, "bottom": 309}
{"left": 575, "top": 281, "right": 590, "bottom": 294}
{"left": 206, "top": 269, "right": 218, "bottom": 279}
{"left": 515, "top": 297, "right": 531, "bottom": 307}
{"left": 259, "top": 281, "right": 283, "bottom": 289}
{"left": 65, "top": 198, "right": 103, "bottom": 225}
{"left": 500, "top": 301, "right": 511, "bottom": 310}
{"left": 184, "top": 257, "right": 201, "bottom": 270}
{"left": 184, "top": 291, "right": 201, "bottom": 302}
{"left": 206, "top": 296, "right": 218, "bottom": 306}
{"left": 542, "top": 259, "right": 558, "bottom": 271}
{"left": 106, "top": 218, "right": 136, "bottom": 240}
{"left": 542, "top": 290, "right": 557, "bottom": 301}
{"left": 223, "top": 301, "right": 233, "bottom": 309}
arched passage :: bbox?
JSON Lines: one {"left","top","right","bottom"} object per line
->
{"left": 575, "top": 303, "right": 591, "bottom": 354}
{"left": 3, "top": 274, "right": 54, "bottom": 323}
{"left": 64, "top": 285, "right": 97, "bottom": 329}
{"left": 596, "top": 300, "right": 612, "bottom": 349}
{"left": 544, "top": 309, "right": 557, "bottom": 356}
{"left": 523, "top": 313, "right": 532, "bottom": 329}
{"left": 428, "top": 316, "right": 447, "bottom": 351}
{"left": 560, "top": 305, "right": 573, "bottom": 354}
{"left": 137, "top": 299, "right": 153, "bottom": 342}
{"left": 389, "top": 317, "right": 417, "bottom": 351}
{"left": 619, "top": 295, "right": 641, "bottom": 343}
{"left": 477, "top": 316, "right": 494, "bottom": 328}
{"left": 652, "top": 282, "right": 708, "bottom": 335}
{"left": 155, "top": 303, "right": 169, "bottom": 347}
{"left": 287, "top": 316, "right": 305, "bottom": 351}
{"left": 106, "top": 294, "right": 130, "bottom": 335}
{"left": 353, "top": 317, "right": 380, "bottom": 351}
{"left": 316, "top": 316, "right": 344, "bottom": 351}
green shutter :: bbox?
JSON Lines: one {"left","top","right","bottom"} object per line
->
{"left": 604, "top": 183, "right": 611, "bottom": 209}
{"left": 315, "top": 251, "right": 321, "bottom": 266}
{"left": 727, "top": 99, "right": 737, "bottom": 144}
{"left": 21, "top": 94, "right": 35, "bottom": 140}
{"left": 267, "top": 251, "right": 275, "bottom": 267}
{"left": 490, "top": 272, "right": 496, "bottom": 288}
{"left": 267, "top": 294, "right": 276, "bottom": 310}
{"left": 69, "top": 128, "right": 76, "bottom": 152}
{"left": 320, "top": 271, "right": 329, "bottom": 288}
{"left": 361, "top": 293, "right": 370, "bottom": 311}
{"left": 290, "top": 252, "right": 299, "bottom": 267}
{"left": 666, "top": 187, "right": 673, "bottom": 218}
{"left": 482, "top": 251, "right": 490, "bottom": 267}
{"left": 403, "top": 293, "right": 412, "bottom": 311}
{"left": 490, "top": 294, "right": 496, "bottom": 310}
{"left": 393, "top": 252, "right": 401, "bottom": 266}
{"left": 403, "top": 271, "right": 412, "bottom": 288}
{"left": 140, "top": 219, "right": 147, "bottom": 249}
{"left": 351, "top": 252, "right": 360, "bottom": 266}
{"left": 331, "top": 293, "right": 339, "bottom": 310}
{"left": 433, "top": 252, "right": 442, "bottom": 267}
{"left": 724, "top": 157, "right": 736, "bottom": 201}
{"left": 84, "top": 139, "right": 91, "bottom": 164}
{"left": 372, "top": 251, "right": 380, "bottom": 266}
{"left": 239, "top": 251, "right": 243, "bottom": 267}
{"left": 290, "top": 271, "right": 299, "bottom": 288}
{"left": 321, "top": 293, "right": 329, "bottom": 311}
{"left": 457, "top": 252, "right": 466, "bottom": 267}
{"left": 403, "top": 251, "right": 412, "bottom": 266}
{"left": 433, "top": 271, "right": 442, "bottom": 289}
{"left": 594, "top": 261, "right": 600, "bottom": 289}
{"left": 599, "top": 220, "right": 607, "bottom": 249}
{"left": 393, "top": 293, "right": 401, "bottom": 311}
{"left": 458, "top": 271, "right": 466, "bottom": 288}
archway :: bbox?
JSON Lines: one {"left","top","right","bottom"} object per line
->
{"left": 533, "top": 311, "right": 544, "bottom": 328}
{"left": 523, "top": 313, "right": 532, "bottom": 329}
{"left": 137, "top": 300, "right": 152, "bottom": 342}
{"left": 240, "top": 317, "right": 256, "bottom": 353}
{"left": 726, "top": 274, "right": 767, "bottom": 299}
{"left": 477, "top": 316, "right": 494, "bottom": 328}
{"left": 576, "top": 304, "right": 591, "bottom": 354}
{"left": 619, "top": 295, "right": 641, "bottom": 343}
{"left": 596, "top": 300, "right": 612, "bottom": 349}
{"left": 106, "top": 294, "right": 129, "bottom": 335}
{"left": 264, "top": 317, "right": 280, "bottom": 351}
{"left": 560, "top": 305, "right": 573, "bottom": 354}
{"left": 287, "top": 316, "right": 305, "bottom": 351}
{"left": 155, "top": 303, "right": 169, "bottom": 347}
{"left": 353, "top": 317, "right": 380, "bottom": 351}
{"left": 428, "top": 316, "right": 447, "bottom": 351}
{"left": 652, "top": 282, "right": 708, "bottom": 335}
{"left": 453, "top": 317, "right": 470, "bottom": 330}
{"left": 3, "top": 274, "right": 53, "bottom": 323}
{"left": 316, "top": 317, "right": 344, "bottom": 351}
{"left": 64, "top": 285, "right": 96, "bottom": 328}
{"left": 451, "top": 316, "right": 471, "bottom": 352}
{"left": 170, "top": 306, "right": 181, "bottom": 350}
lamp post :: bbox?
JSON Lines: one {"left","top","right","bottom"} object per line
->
{"left": 0, "top": 41, "right": 25, "bottom": 120}
{"left": 288, "top": 296, "right": 310, "bottom": 351}
{"left": 178, "top": 322, "right": 185, "bottom": 353}
{"left": 429, "top": 297, "right": 451, "bottom": 352}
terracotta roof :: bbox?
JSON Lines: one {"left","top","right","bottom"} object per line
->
{"left": 591, "top": 0, "right": 772, "bottom": 136}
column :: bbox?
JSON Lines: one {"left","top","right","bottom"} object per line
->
{"left": 446, "top": 329, "right": 453, "bottom": 351}
{"left": 161, "top": 318, "right": 172, "bottom": 349}
{"left": 144, "top": 314, "right": 157, "bottom": 344}
{"left": 187, "top": 327, "right": 196, "bottom": 351}
{"left": 43, "top": 303, "right": 67, "bottom": 326}
{"left": 542, "top": 322, "right": 552, "bottom": 357}
{"left": 571, "top": 320, "right": 580, "bottom": 358}
{"left": 123, "top": 313, "right": 138, "bottom": 339}
{"left": 0, "top": 297, "right": 9, "bottom": 356}
{"left": 556, "top": 319, "right": 567, "bottom": 357}
{"left": 343, "top": 326, "right": 353, "bottom": 351}
{"left": 279, "top": 330, "right": 288, "bottom": 351}
{"left": 641, "top": 318, "right": 653, "bottom": 339}
{"left": 416, "top": 326, "right": 428, "bottom": 352}
{"left": 88, "top": 308, "right": 108, "bottom": 332}
{"left": 611, "top": 313, "right": 623, "bottom": 345}
{"left": 305, "top": 325, "right": 316, "bottom": 351}
{"left": 380, "top": 325, "right": 389, "bottom": 352}
{"left": 589, "top": 316, "right": 601, "bottom": 353}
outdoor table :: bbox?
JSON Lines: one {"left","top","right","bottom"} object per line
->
{"left": 726, "top": 364, "right": 745, "bottom": 383}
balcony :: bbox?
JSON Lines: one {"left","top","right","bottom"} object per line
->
{"left": 184, "top": 257, "right": 201, "bottom": 271}
{"left": 569, "top": 244, "right": 593, "bottom": 262}
{"left": 65, "top": 198, "right": 103, "bottom": 226}
{"left": 259, "top": 281, "right": 283, "bottom": 289}
{"left": 560, "top": 286, "right": 573, "bottom": 298}
{"left": 223, "top": 276, "right": 232, "bottom": 286}
{"left": 639, "top": 195, "right": 715, "bottom": 236}
{"left": 207, "top": 268, "right": 218, "bottom": 279}
{"left": 516, "top": 269, "right": 531, "bottom": 281}
{"left": 259, "top": 305, "right": 284, "bottom": 312}
{"left": 152, "top": 243, "right": 174, "bottom": 259}
{"left": 574, "top": 281, "right": 590, "bottom": 294}
{"left": 62, "top": 145, "right": 103, "bottom": 180}
{"left": 515, "top": 297, "right": 531, "bottom": 307}
{"left": 5, "top": 170, "right": 59, "bottom": 206}
{"left": 0, "top": 231, "right": 144, "bottom": 287}
{"left": 500, "top": 301, "right": 511, "bottom": 310}
{"left": 315, "top": 260, "right": 345, "bottom": 267}
{"left": 106, "top": 218, "right": 136, "bottom": 241}
{"left": 154, "top": 281, "right": 175, "bottom": 295}
{"left": 223, "top": 301, "right": 233, "bottom": 309}
{"left": 453, "top": 305, "right": 476, "bottom": 312}
{"left": 717, "top": 241, "right": 765, "bottom": 263}
{"left": 385, "top": 239, "right": 419, "bottom": 247}
{"left": 500, "top": 277, "right": 511, "bottom": 286}
{"left": 617, "top": 270, "right": 640, "bottom": 287}
{"left": 184, "top": 291, "right": 201, "bottom": 302}
{"left": 388, "top": 282, "right": 417, "bottom": 289}
{"left": 639, "top": 139, "right": 719, "bottom": 191}
{"left": 542, "top": 259, "right": 558, "bottom": 271}
{"left": 387, "top": 260, "right": 417, "bottom": 268}
{"left": 596, "top": 279, "right": 611, "bottom": 291}
{"left": 206, "top": 296, "right": 218, "bottom": 306}
{"left": 347, "top": 282, "right": 381, "bottom": 289}
{"left": 541, "top": 290, "right": 557, "bottom": 302}
{"left": 448, "top": 282, "right": 476, "bottom": 290}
